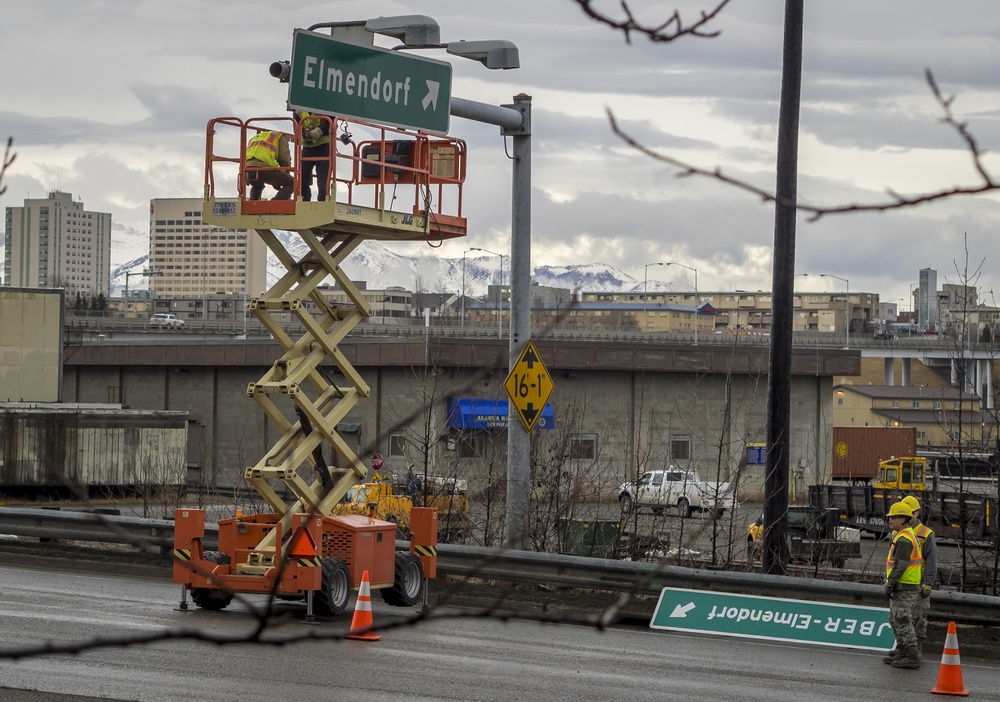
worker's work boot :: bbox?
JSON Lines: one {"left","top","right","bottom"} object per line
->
{"left": 882, "top": 648, "right": 903, "bottom": 665}
{"left": 891, "top": 646, "right": 921, "bottom": 669}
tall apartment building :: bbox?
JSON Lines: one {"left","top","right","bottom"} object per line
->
{"left": 148, "top": 199, "right": 266, "bottom": 302}
{"left": 3, "top": 190, "right": 111, "bottom": 298}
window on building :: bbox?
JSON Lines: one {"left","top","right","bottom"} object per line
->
{"left": 912, "top": 401, "right": 920, "bottom": 409}
{"left": 388, "top": 433, "right": 407, "bottom": 457}
{"left": 458, "top": 432, "right": 484, "bottom": 459}
{"left": 669, "top": 435, "right": 691, "bottom": 461}
{"left": 892, "top": 400, "right": 900, "bottom": 409}
{"left": 569, "top": 434, "right": 597, "bottom": 460}
{"left": 948, "top": 430, "right": 961, "bottom": 442}
{"left": 934, "top": 401, "right": 942, "bottom": 410}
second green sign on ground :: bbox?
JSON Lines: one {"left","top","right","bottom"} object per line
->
{"left": 651, "top": 587, "right": 894, "bottom": 651}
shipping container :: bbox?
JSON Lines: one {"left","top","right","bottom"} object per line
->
{"left": 0, "top": 404, "right": 187, "bottom": 491}
{"left": 831, "top": 426, "right": 916, "bottom": 481}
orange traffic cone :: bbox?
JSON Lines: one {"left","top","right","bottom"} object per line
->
{"left": 346, "top": 570, "right": 382, "bottom": 641}
{"left": 931, "top": 621, "right": 969, "bottom": 696}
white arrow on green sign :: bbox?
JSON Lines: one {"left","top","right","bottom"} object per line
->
{"left": 288, "top": 29, "right": 453, "bottom": 134}
{"left": 651, "top": 587, "right": 894, "bottom": 651}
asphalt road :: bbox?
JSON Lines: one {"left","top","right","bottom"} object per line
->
{"left": 1, "top": 559, "right": 998, "bottom": 702}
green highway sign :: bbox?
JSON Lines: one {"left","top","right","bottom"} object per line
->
{"left": 651, "top": 587, "right": 894, "bottom": 651}
{"left": 288, "top": 29, "right": 452, "bottom": 134}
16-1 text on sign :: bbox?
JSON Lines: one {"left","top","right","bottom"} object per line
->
{"left": 504, "top": 340, "right": 553, "bottom": 432}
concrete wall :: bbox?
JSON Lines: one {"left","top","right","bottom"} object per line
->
{"left": 62, "top": 338, "right": 841, "bottom": 501}
{"left": 0, "top": 288, "right": 63, "bottom": 402}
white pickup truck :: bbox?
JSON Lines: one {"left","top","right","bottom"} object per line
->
{"left": 618, "top": 467, "right": 735, "bottom": 517}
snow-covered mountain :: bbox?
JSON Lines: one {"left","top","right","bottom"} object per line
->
{"left": 108, "top": 228, "right": 671, "bottom": 298}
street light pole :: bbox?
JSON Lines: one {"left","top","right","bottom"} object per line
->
{"left": 821, "top": 273, "right": 850, "bottom": 348}
{"left": 470, "top": 247, "right": 503, "bottom": 339}
{"left": 461, "top": 248, "right": 473, "bottom": 328}
{"left": 666, "top": 262, "right": 698, "bottom": 345}
{"left": 643, "top": 262, "right": 663, "bottom": 332}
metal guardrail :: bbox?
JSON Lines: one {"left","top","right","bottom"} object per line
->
{"left": 1, "top": 507, "right": 998, "bottom": 625}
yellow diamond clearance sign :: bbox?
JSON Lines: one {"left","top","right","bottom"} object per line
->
{"left": 504, "top": 340, "right": 553, "bottom": 432}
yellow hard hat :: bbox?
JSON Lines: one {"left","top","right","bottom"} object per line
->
{"left": 901, "top": 495, "right": 921, "bottom": 513}
{"left": 886, "top": 501, "right": 914, "bottom": 518}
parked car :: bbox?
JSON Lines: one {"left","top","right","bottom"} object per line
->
{"left": 618, "top": 467, "right": 735, "bottom": 517}
{"left": 150, "top": 313, "right": 185, "bottom": 329}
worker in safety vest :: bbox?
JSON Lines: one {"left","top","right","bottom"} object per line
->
{"left": 294, "top": 111, "right": 331, "bottom": 202}
{"left": 900, "top": 495, "right": 937, "bottom": 655}
{"left": 882, "top": 501, "right": 924, "bottom": 669}
{"left": 245, "top": 130, "right": 293, "bottom": 201}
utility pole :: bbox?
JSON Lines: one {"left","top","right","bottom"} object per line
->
{"left": 763, "top": 0, "right": 804, "bottom": 576}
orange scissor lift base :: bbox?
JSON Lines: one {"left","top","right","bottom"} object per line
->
{"left": 172, "top": 115, "right": 451, "bottom": 605}
{"left": 173, "top": 509, "right": 397, "bottom": 596}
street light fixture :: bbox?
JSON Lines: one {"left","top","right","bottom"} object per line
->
{"left": 461, "top": 248, "right": 475, "bottom": 328}
{"left": 123, "top": 268, "right": 162, "bottom": 320}
{"left": 643, "top": 262, "right": 664, "bottom": 332}
{"left": 470, "top": 247, "right": 504, "bottom": 339}
{"left": 666, "top": 262, "right": 699, "bottom": 345}
{"left": 820, "top": 273, "right": 850, "bottom": 349}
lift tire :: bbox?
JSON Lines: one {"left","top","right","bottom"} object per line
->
{"left": 191, "top": 551, "right": 234, "bottom": 611}
{"left": 315, "top": 558, "right": 351, "bottom": 617}
{"left": 380, "top": 552, "right": 424, "bottom": 607}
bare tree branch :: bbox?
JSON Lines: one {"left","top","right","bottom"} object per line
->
{"left": 571, "top": 0, "right": 732, "bottom": 44}
{"left": 607, "top": 71, "right": 999, "bottom": 220}
{"left": 0, "top": 137, "right": 14, "bottom": 196}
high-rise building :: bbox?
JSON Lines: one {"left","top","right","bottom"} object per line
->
{"left": 148, "top": 198, "right": 266, "bottom": 303}
{"left": 3, "top": 190, "right": 112, "bottom": 298}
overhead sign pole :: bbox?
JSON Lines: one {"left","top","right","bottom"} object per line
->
{"left": 288, "top": 29, "right": 453, "bottom": 134}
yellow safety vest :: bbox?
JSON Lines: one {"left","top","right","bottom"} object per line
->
{"left": 298, "top": 111, "right": 330, "bottom": 146}
{"left": 885, "top": 527, "right": 923, "bottom": 585}
{"left": 246, "top": 131, "right": 282, "bottom": 167}
{"left": 913, "top": 522, "right": 934, "bottom": 581}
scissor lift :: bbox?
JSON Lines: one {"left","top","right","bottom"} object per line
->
{"left": 173, "top": 115, "right": 464, "bottom": 615}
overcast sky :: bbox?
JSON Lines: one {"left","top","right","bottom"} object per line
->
{"left": 2, "top": 1, "right": 999, "bottom": 304}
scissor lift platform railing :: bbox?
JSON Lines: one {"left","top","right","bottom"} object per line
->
{"left": 198, "top": 115, "right": 468, "bottom": 571}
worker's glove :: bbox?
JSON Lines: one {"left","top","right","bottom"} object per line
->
{"left": 883, "top": 583, "right": 894, "bottom": 599}
{"left": 308, "top": 127, "right": 323, "bottom": 141}
{"left": 920, "top": 584, "right": 932, "bottom": 598}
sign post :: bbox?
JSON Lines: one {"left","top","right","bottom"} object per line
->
{"left": 288, "top": 29, "right": 453, "bottom": 134}
{"left": 651, "top": 587, "right": 894, "bottom": 651}
{"left": 504, "top": 340, "right": 553, "bottom": 432}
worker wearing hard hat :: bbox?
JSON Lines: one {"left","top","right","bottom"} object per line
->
{"left": 882, "top": 501, "right": 924, "bottom": 669}
{"left": 901, "top": 495, "right": 937, "bottom": 656}
{"left": 245, "top": 130, "right": 293, "bottom": 201}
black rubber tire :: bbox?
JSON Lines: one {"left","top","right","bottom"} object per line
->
{"left": 191, "top": 551, "right": 234, "bottom": 611}
{"left": 380, "top": 552, "right": 424, "bottom": 607}
{"left": 619, "top": 493, "right": 635, "bottom": 515}
{"left": 315, "top": 558, "right": 351, "bottom": 617}
{"left": 675, "top": 498, "right": 691, "bottom": 518}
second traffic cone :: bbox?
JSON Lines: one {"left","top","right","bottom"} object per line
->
{"left": 931, "top": 621, "right": 969, "bottom": 696}
{"left": 346, "top": 570, "right": 382, "bottom": 641}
